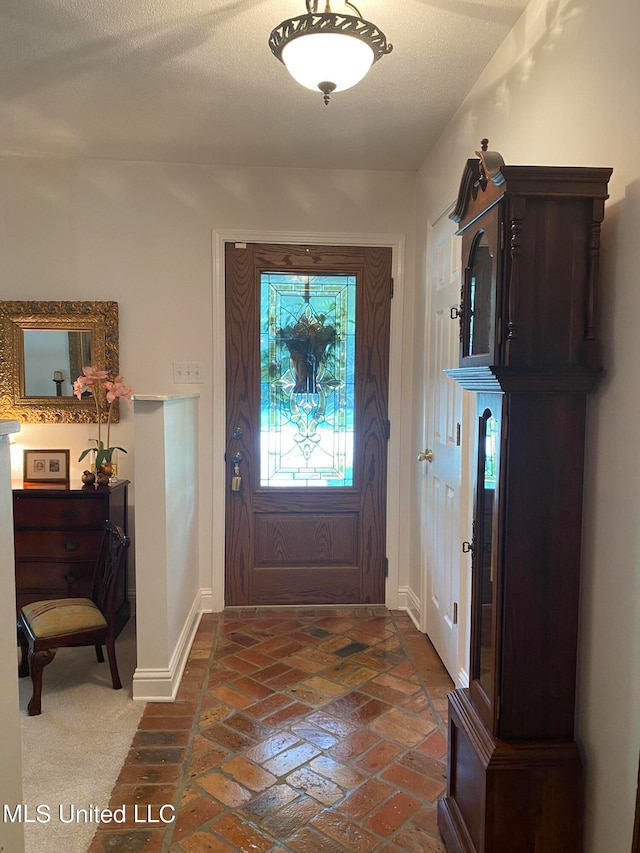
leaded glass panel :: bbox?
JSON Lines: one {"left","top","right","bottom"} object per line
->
{"left": 260, "top": 272, "right": 355, "bottom": 487}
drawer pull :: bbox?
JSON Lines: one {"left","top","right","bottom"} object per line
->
{"left": 64, "top": 541, "right": 79, "bottom": 552}
{"left": 63, "top": 573, "right": 78, "bottom": 583}
{"left": 62, "top": 508, "right": 80, "bottom": 519}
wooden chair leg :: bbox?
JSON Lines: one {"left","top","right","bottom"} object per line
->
{"left": 27, "top": 648, "right": 57, "bottom": 716}
{"left": 105, "top": 637, "right": 121, "bottom": 690}
{"left": 17, "top": 626, "right": 29, "bottom": 678}
{"left": 95, "top": 641, "right": 105, "bottom": 663}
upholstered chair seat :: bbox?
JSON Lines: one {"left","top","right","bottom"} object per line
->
{"left": 21, "top": 599, "right": 108, "bottom": 638}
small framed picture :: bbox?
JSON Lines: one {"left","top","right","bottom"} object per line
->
{"left": 23, "top": 449, "right": 70, "bottom": 484}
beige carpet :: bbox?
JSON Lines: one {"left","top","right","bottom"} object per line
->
{"left": 18, "top": 620, "right": 144, "bottom": 853}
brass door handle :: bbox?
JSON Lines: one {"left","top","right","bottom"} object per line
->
{"left": 418, "top": 449, "right": 434, "bottom": 463}
{"left": 231, "top": 453, "right": 242, "bottom": 492}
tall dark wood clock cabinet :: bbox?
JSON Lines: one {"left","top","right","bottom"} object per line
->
{"left": 437, "top": 141, "right": 612, "bottom": 852}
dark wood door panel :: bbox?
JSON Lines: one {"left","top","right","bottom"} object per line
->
{"left": 251, "top": 491, "right": 361, "bottom": 512}
{"left": 254, "top": 513, "right": 358, "bottom": 566}
{"left": 225, "top": 242, "right": 391, "bottom": 606}
{"left": 251, "top": 566, "right": 362, "bottom": 605}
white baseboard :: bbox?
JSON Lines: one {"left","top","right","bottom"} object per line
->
{"left": 199, "top": 587, "right": 219, "bottom": 613}
{"left": 397, "top": 585, "right": 421, "bottom": 630}
{"left": 132, "top": 593, "right": 202, "bottom": 702}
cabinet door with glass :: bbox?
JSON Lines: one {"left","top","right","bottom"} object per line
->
{"left": 456, "top": 204, "right": 503, "bottom": 368}
{"left": 468, "top": 392, "right": 502, "bottom": 730}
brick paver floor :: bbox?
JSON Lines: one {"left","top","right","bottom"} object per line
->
{"left": 88, "top": 607, "right": 452, "bottom": 852}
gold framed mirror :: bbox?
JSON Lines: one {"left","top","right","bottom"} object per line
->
{"left": 0, "top": 301, "right": 119, "bottom": 423}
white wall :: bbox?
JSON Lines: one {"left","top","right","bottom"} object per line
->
{"left": 412, "top": 0, "right": 640, "bottom": 848}
{"left": 0, "top": 159, "right": 417, "bottom": 609}
{"left": 132, "top": 394, "right": 200, "bottom": 700}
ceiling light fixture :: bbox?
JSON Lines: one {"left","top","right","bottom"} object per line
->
{"left": 269, "top": 0, "right": 393, "bottom": 105}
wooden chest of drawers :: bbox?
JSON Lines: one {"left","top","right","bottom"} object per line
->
{"left": 12, "top": 481, "right": 130, "bottom": 633}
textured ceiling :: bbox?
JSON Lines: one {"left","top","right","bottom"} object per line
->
{"left": 1, "top": 0, "right": 530, "bottom": 171}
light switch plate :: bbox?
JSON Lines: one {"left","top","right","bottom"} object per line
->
{"left": 173, "top": 362, "right": 204, "bottom": 383}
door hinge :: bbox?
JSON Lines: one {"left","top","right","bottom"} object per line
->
{"left": 387, "top": 419, "right": 391, "bottom": 440}
{"left": 456, "top": 423, "right": 461, "bottom": 446}
{"left": 384, "top": 557, "right": 389, "bottom": 577}
{"left": 453, "top": 602, "right": 458, "bottom": 625}
{"left": 390, "top": 277, "right": 394, "bottom": 299}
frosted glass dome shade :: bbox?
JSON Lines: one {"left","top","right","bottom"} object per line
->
{"left": 281, "top": 32, "right": 375, "bottom": 93}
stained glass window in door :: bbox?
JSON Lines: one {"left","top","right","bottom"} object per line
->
{"left": 260, "top": 272, "right": 355, "bottom": 487}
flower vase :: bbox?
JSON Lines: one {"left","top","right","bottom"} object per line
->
{"left": 109, "top": 450, "right": 118, "bottom": 484}
{"left": 96, "top": 451, "right": 118, "bottom": 486}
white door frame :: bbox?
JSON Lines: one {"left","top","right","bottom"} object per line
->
{"left": 210, "top": 229, "right": 406, "bottom": 612}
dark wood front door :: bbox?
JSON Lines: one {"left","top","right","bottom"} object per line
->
{"left": 224, "top": 242, "right": 392, "bottom": 606}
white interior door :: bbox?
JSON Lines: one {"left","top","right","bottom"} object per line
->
{"left": 421, "top": 208, "right": 471, "bottom": 686}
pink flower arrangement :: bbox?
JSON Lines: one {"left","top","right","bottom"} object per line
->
{"left": 74, "top": 366, "right": 133, "bottom": 468}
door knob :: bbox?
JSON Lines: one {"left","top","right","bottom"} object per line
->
{"left": 418, "top": 449, "right": 434, "bottom": 463}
